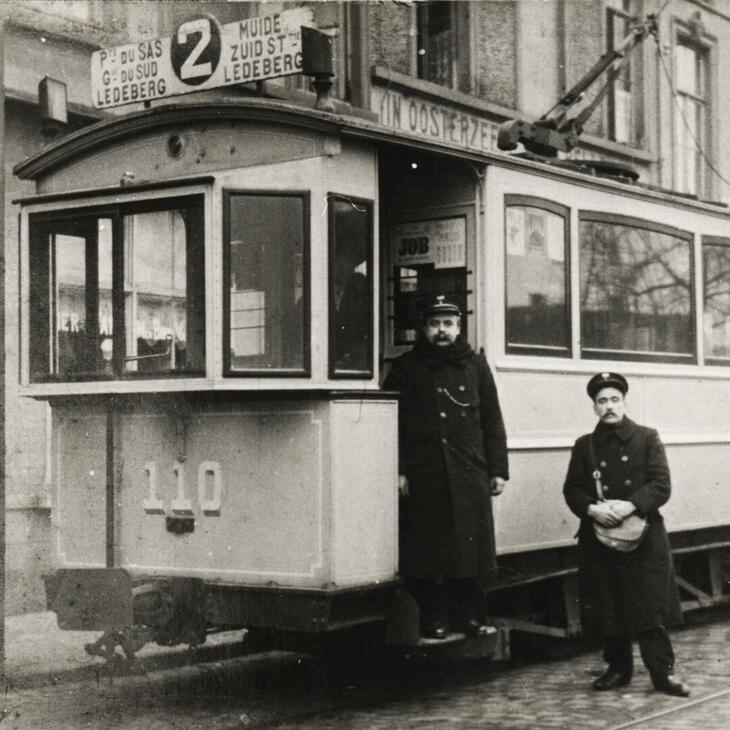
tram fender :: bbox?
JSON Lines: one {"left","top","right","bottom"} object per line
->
{"left": 45, "top": 568, "right": 134, "bottom": 631}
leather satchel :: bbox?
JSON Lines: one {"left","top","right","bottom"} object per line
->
{"left": 588, "top": 437, "right": 648, "bottom": 553}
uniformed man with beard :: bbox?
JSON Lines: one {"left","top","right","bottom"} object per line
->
{"left": 563, "top": 372, "right": 689, "bottom": 697}
{"left": 384, "top": 295, "right": 508, "bottom": 639}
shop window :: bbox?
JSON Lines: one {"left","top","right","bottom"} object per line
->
{"left": 579, "top": 214, "right": 693, "bottom": 362}
{"left": 416, "top": 1, "right": 469, "bottom": 92}
{"left": 329, "top": 195, "right": 373, "bottom": 377}
{"left": 673, "top": 37, "right": 709, "bottom": 196}
{"left": 702, "top": 237, "right": 730, "bottom": 364}
{"left": 505, "top": 197, "right": 570, "bottom": 357}
{"left": 28, "top": 196, "right": 205, "bottom": 382}
{"left": 606, "top": 1, "right": 641, "bottom": 146}
{"left": 225, "top": 192, "right": 309, "bottom": 375}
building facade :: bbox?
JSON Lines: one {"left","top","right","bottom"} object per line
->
{"left": 3, "top": 0, "right": 730, "bottom": 613}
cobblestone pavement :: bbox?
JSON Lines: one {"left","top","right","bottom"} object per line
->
{"left": 1, "top": 610, "right": 729, "bottom": 728}
{"left": 280, "top": 614, "right": 730, "bottom": 729}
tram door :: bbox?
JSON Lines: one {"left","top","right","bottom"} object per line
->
{"left": 380, "top": 150, "right": 478, "bottom": 365}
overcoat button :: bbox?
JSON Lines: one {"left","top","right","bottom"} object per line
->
{"left": 440, "top": 412, "right": 446, "bottom": 418}
{"left": 625, "top": 479, "right": 632, "bottom": 486}
{"left": 436, "top": 387, "right": 443, "bottom": 393}
{"left": 621, "top": 455, "right": 629, "bottom": 462}
{"left": 600, "top": 461, "right": 607, "bottom": 468}
{"left": 441, "top": 438, "right": 447, "bottom": 444}
{"left": 459, "top": 385, "right": 466, "bottom": 391}
{"left": 604, "top": 485, "right": 610, "bottom": 492}
{"left": 460, "top": 411, "right": 466, "bottom": 418}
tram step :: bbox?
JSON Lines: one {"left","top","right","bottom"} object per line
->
{"left": 390, "top": 625, "right": 502, "bottom": 660}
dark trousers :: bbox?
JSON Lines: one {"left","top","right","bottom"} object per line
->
{"left": 409, "top": 577, "right": 486, "bottom": 632}
{"left": 603, "top": 627, "right": 675, "bottom": 679}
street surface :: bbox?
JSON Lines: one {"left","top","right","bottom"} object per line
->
{"left": 2, "top": 609, "right": 730, "bottom": 728}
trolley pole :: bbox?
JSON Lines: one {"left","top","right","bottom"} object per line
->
{"left": 0, "top": 16, "right": 7, "bottom": 676}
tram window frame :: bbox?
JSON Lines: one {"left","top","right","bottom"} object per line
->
{"left": 701, "top": 236, "right": 730, "bottom": 366}
{"left": 222, "top": 190, "right": 311, "bottom": 378}
{"left": 328, "top": 193, "right": 374, "bottom": 379}
{"left": 28, "top": 195, "right": 206, "bottom": 383}
{"left": 579, "top": 212, "right": 695, "bottom": 364}
{"left": 503, "top": 196, "right": 571, "bottom": 358}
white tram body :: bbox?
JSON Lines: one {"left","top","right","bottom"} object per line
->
{"left": 14, "top": 100, "right": 730, "bottom": 654}
{"left": 487, "top": 164, "right": 730, "bottom": 556}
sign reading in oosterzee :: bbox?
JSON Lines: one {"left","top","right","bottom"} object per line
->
{"left": 91, "top": 8, "right": 313, "bottom": 109}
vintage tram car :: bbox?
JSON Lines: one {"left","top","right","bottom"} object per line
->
{"left": 13, "top": 95, "right": 730, "bottom": 662}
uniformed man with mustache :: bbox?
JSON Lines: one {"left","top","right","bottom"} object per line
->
{"left": 563, "top": 372, "right": 689, "bottom": 697}
{"left": 384, "top": 295, "right": 508, "bottom": 639}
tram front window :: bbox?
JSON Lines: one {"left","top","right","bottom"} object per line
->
{"left": 124, "top": 209, "right": 191, "bottom": 374}
{"left": 329, "top": 195, "right": 373, "bottom": 376}
{"left": 28, "top": 196, "right": 205, "bottom": 381}
{"left": 225, "top": 192, "right": 308, "bottom": 374}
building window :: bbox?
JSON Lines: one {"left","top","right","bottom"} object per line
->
{"left": 702, "top": 237, "right": 730, "bottom": 364}
{"left": 606, "top": 1, "right": 640, "bottom": 146}
{"left": 329, "top": 195, "right": 373, "bottom": 377}
{"left": 505, "top": 197, "right": 570, "bottom": 357}
{"left": 416, "top": 1, "right": 469, "bottom": 91}
{"left": 224, "top": 192, "right": 309, "bottom": 375}
{"left": 29, "top": 196, "right": 205, "bottom": 382}
{"left": 579, "top": 214, "right": 693, "bottom": 362}
{"left": 673, "top": 37, "right": 709, "bottom": 196}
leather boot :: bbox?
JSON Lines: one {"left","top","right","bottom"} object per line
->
{"left": 593, "top": 668, "right": 632, "bottom": 690}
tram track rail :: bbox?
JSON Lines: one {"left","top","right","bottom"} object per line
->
{"left": 609, "top": 686, "right": 730, "bottom": 729}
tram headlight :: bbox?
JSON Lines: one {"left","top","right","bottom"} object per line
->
{"left": 167, "top": 134, "right": 185, "bottom": 158}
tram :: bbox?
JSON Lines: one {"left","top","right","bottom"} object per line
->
{"left": 13, "top": 91, "right": 730, "bottom": 663}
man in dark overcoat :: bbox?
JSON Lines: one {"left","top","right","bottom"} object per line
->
{"left": 383, "top": 294, "right": 508, "bottom": 639}
{"left": 563, "top": 372, "right": 689, "bottom": 697}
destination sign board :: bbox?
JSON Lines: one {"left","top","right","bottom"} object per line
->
{"left": 91, "top": 8, "right": 313, "bottom": 109}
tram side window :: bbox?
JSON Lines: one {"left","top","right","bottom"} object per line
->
{"left": 504, "top": 199, "right": 570, "bottom": 357}
{"left": 225, "top": 192, "right": 308, "bottom": 374}
{"left": 28, "top": 196, "right": 205, "bottom": 382}
{"left": 579, "top": 215, "right": 693, "bottom": 362}
{"left": 329, "top": 195, "right": 373, "bottom": 377}
{"left": 702, "top": 237, "right": 730, "bottom": 364}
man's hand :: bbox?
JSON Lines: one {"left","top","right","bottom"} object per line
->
{"left": 490, "top": 476, "right": 507, "bottom": 496}
{"left": 398, "top": 474, "right": 409, "bottom": 497}
{"left": 588, "top": 501, "right": 622, "bottom": 527}
{"left": 605, "top": 499, "right": 637, "bottom": 520}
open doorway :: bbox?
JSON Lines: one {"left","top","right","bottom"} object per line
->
{"left": 379, "top": 148, "right": 480, "bottom": 371}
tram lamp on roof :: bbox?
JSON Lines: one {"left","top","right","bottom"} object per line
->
{"left": 301, "top": 26, "right": 335, "bottom": 112}
{"left": 38, "top": 76, "right": 68, "bottom": 137}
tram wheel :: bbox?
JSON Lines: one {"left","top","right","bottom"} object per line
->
{"left": 318, "top": 622, "right": 388, "bottom": 682}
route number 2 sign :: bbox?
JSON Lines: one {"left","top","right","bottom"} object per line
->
{"left": 91, "top": 8, "right": 313, "bottom": 109}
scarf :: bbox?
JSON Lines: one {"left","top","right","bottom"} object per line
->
{"left": 413, "top": 335, "right": 475, "bottom": 368}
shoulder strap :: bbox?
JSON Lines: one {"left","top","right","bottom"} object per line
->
{"left": 587, "top": 435, "right": 605, "bottom": 502}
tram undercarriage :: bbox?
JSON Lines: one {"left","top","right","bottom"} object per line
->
{"left": 41, "top": 531, "right": 730, "bottom": 670}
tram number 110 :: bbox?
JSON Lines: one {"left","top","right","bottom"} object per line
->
{"left": 143, "top": 461, "right": 223, "bottom": 516}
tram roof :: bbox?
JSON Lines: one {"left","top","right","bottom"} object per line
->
{"left": 13, "top": 98, "right": 730, "bottom": 218}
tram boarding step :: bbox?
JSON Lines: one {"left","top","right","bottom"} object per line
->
{"left": 415, "top": 626, "right": 497, "bottom": 646}
{"left": 391, "top": 626, "right": 502, "bottom": 661}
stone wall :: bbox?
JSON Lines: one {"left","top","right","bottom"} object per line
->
{"left": 473, "top": 0, "right": 517, "bottom": 108}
